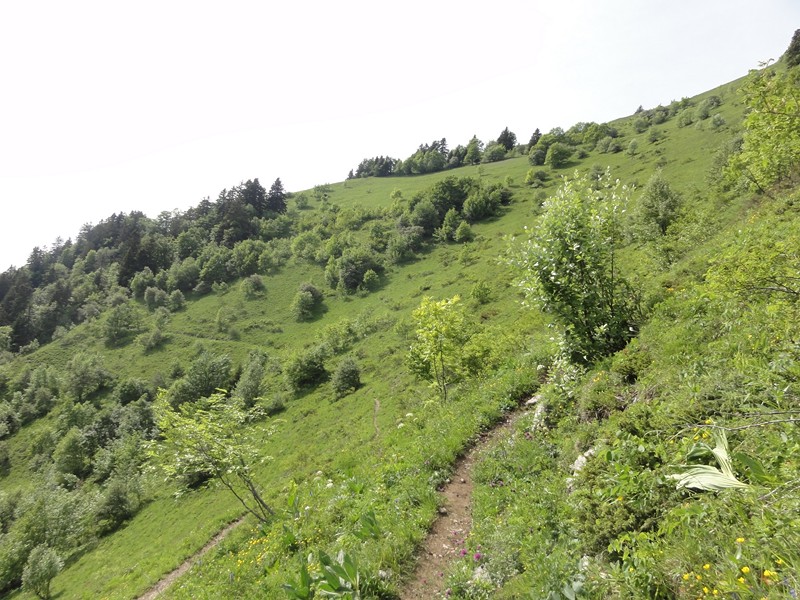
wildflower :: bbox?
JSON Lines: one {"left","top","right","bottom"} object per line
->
{"left": 738, "top": 577, "right": 745, "bottom": 584}
{"left": 741, "top": 566, "right": 750, "bottom": 574}
{"left": 473, "top": 552, "right": 482, "bottom": 561}
{"left": 459, "top": 549, "right": 467, "bottom": 557}
{"left": 703, "top": 564, "right": 711, "bottom": 570}
{"left": 763, "top": 569, "right": 776, "bottom": 578}
{"left": 629, "top": 567, "right": 634, "bottom": 572}
{"left": 712, "top": 590, "right": 718, "bottom": 596}
{"left": 736, "top": 537, "right": 745, "bottom": 543}
{"left": 776, "top": 558, "right": 784, "bottom": 565}
{"left": 695, "top": 573, "right": 702, "bottom": 581}
{"left": 703, "top": 587, "right": 709, "bottom": 594}
{"left": 683, "top": 573, "right": 691, "bottom": 581}
{"left": 704, "top": 418, "right": 713, "bottom": 424}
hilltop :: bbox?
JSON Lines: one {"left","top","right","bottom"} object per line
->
{"left": 1, "top": 32, "right": 800, "bottom": 599}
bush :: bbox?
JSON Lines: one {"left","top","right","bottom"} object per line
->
{"left": 528, "top": 147, "right": 547, "bottom": 166}
{"left": 361, "top": 269, "right": 379, "bottom": 291}
{"left": 331, "top": 357, "right": 361, "bottom": 398}
{"left": 95, "top": 478, "right": 136, "bottom": 534}
{"left": 168, "top": 289, "right": 185, "bottom": 311}
{"left": 241, "top": 274, "right": 266, "bottom": 299}
{"left": 22, "top": 545, "right": 63, "bottom": 599}
{"left": 233, "top": 352, "right": 266, "bottom": 408}
{"left": 143, "top": 286, "right": 168, "bottom": 311}
{"left": 291, "top": 291, "right": 317, "bottom": 322}
{"left": 454, "top": 221, "right": 474, "bottom": 243}
{"left": 113, "top": 378, "right": 151, "bottom": 405}
{"left": 545, "top": 142, "right": 573, "bottom": 168}
{"left": 285, "top": 346, "right": 328, "bottom": 391}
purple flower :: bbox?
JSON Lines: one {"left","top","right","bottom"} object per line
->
{"left": 474, "top": 552, "right": 482, "bottom": 561}
{"left": 460, "top": 549, "right": 467, "bottom": 556}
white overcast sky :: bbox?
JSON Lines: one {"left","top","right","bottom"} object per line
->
{"left": 1, "top": 0, "right": 798, "bottom": 271}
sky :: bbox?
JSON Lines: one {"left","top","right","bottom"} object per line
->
{"left": 1, "top": 0, "right": 798, "bottom": 272}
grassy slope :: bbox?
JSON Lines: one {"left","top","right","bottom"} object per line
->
{"left": 1, "top": 75, "right": 764, "bottom": 599}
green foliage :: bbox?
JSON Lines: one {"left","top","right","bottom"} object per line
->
{"left": 407, "top": 295, "right": 472, "bottom": 401}
{"left": 168, "top": 352, "right": 233, "bottom": 407}
{"left": 240, "top": 274, "right": 266, "bottom": 299}
{"left": 331, "top": 356, "right": 361, "bottom": 399}
{"left": 63, "top": 351, "right": 111, "bottom": 401}
{"left": 153, "top": 392, "right": 275, "bottom": 522}
{"left": 52, "top": 426, "right": 89, "bottom": 478}
{"left": 291, "top": 282, "right": 324, "bottom": 321}
{"left": 482, "top": 142, "right": 508, "bottom": 163}
{"left": 545, "top": 142, "right": 573, "bottom": 168}
{"left": 454, "top": 221, "right": 474, "bottom": 243}
{"left": 103, "top": 302, "right": 142, "bottom": 345}
{"left": 233, "top": 351, "right": 266, "bottom": 408}
{"left": 284, "top": 345, "right": 328, "bottom": 391}
{"left": 636, "top": 170, "right": 683, "bottom": 236}
{"left": 726, "top": 65, "right": 800, "bottom": 192}
{"left": 464, "top": 135, "right": 484, "bottom": 165}
{"left": 21, "top": 545, "right": 63, "bottom": 599}
{"left": 508, "top": 170, "right": 638, "bottom": 362}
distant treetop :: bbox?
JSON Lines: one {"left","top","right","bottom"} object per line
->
{"left": 785, "top": 28, "right": 800, "bottom": 68}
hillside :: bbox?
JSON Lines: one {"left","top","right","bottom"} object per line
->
{"left": 1, "top": 39, "right": 800, "bottom": 599}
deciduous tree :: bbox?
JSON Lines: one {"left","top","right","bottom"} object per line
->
{"left": 153, "top": 392, "right": 275, "bottom": 522}
{"left": 507, "top": 170, "right": 638, "bottom": 362}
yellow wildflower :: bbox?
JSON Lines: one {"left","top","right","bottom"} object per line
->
{"left": 703, "top": 563, "right": 710, "bottom": 570}
{"left": 736, "top": 537, "right": 745, "bottom": 543}
{"left": 683, "top": 573, "right": 690, "bottom": 581}
{"left": 738, "top": 577, "right": 745, "bottom": 584}
{"left": 696, "top": 574, "right": 703, "bottom": 580}
{"left": 741, "top": 566, "right": 750, "bottom": 574}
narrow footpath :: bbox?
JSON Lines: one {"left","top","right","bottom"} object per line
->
{"left": 400, "top": 407, "right": 530, "bottom": 599}
{"left": 137, "top": 516, "right": 245, "bottom": 600}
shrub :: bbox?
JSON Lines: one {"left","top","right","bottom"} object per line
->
{"left": 168, "top": 289, "right": 185, "bottom": 311}
{"left": 454, "top": 221, "right": 474, "bottom": 243}
{"left": 633, "top": 117, "right": 650, "bottom": 133}
{"left": 361, "top": 269, "right": 379, "bottom": 291}
{"left": 528, "top": 147, "right": 547, "bottom": 166}
{"left": 291, "top": 291, "right": 317, "bottom": 322}
{"left": 285, "top": 346, "right": 328, "bottom": 391}
{"left": 241, "top": 274, "right": 266, "bottom": 299}
{"left": 233, "top": 352, "right": 266, "bottom": 408}
{"left": 113, "top": 378, "right": 151, "bottom": 405}
{"left": 22, "top": 545, "right": 63, "bottom": 599}
{"left": 144, "top": 286, "right": 168, "bottom": 311}
{"left": 331, "top": 357, "right": 361, "bottom": 398}
{"left": 544, "top": 142, "right": 573, "bottom": 168}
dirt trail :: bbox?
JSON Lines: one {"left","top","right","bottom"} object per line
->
{"left": 400, "top": 407, "right": 530, "bottom": 600}
{"left": 138, "top": 516, "right": 245, "bottom": 600}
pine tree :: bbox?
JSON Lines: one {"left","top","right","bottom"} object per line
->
{"left": 266, "top": 178, "right": 287, "bottom": 214}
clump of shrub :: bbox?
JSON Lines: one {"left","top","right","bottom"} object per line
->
{"left": 241, "top": 274, "right": 266, "bottom": 299}
{"left": 291, "top": 282, "right": 324, "bottom": 321}
{"left": 331, "top": 357, "right": 361, "bottom": 398}
{"left": 284, "top": 346, "right": 328, "bottom": 391}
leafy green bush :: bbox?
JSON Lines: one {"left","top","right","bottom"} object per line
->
{"left": 331, "top": 357, "right": 361, "bottom": 398}
{"left": 22, "top": 545, "right": 62, "bottom": 599}
{"left": 284, "top": 346, "right": 328, "bottom": 391}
